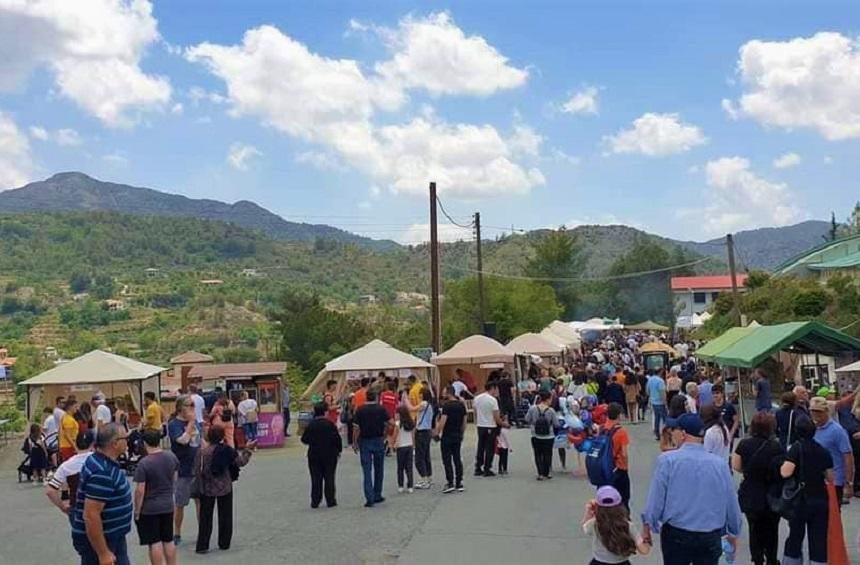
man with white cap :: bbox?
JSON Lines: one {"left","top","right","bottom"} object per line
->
{"left": 92, "top": 393, "right": 112, "bottom": 433}
{"left": 810, "top": 396, "right": 854, "bottom": 503}
{"left": 641, "top": 413, "right": 742, "bottom": 564}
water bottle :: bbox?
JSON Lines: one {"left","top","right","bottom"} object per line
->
{"left": 721, "top": 537, "right": 735, "bottom": 564}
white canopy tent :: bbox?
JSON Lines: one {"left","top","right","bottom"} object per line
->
{"left": 570, "top": 317, "right": 624, "bottom": 332}
{"left": 301, "top": 339, "right": 436, "bottom": 401}
{"left": 545, "top": 321, "right": 582, "bottom": 347}
{"left": 507, "top": 333, "right": 566, "bottom": 358}
{"left": 539, "top": 328, "right": 572, "bottom": 350}
{"left": 21, "top": 350, "right": 164, "bottom": 421}
{"left": 433, "top": 335, "right": 520, "bottom": 391}
{"left": 836, "top": 360, "right": 860, "bottom": 373}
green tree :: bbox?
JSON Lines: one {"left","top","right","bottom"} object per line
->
{"left": 442, "top": 277, "right": 561, "bottom": 346}
{"left": 69, "top": 272, "right": 91, "bottom": 293}
{"left": 525, "top": 227, "right": 587, "bottom": 318}
{"left": 92, "top": 274, "right": 115, "bottom": 300}
{"left": 218, "top": 347, "right": 262, "bottom": 363}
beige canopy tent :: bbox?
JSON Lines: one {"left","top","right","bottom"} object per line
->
{"left": 21, "top": 350, "right": 164, "bottom": 421}
{"left": 507, "top": 333, "right": 565, "bottom": 358}
{"left": 544, "top": 322, "right": 582, "bottom": 349}
{"left": 627, "top": 320, "right": 670, "bottom": 332}
{"left": 301, "top": 339, "right": 436, "bottom": 402}
{"left": 433, "top": 335, "right": 519, "bottom": 391}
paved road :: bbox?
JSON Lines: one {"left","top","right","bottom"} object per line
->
{"left": 2, "top": 419, "right": 859, "bottom": 564}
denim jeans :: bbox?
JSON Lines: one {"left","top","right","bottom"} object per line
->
{"left": 441, "top": 437, "right": 463, "bottom": 487}
{"left": 660, "top": 524, "right": 721, "bottom": 565}
{"left": 73, "top": 534, "right": 130, "bottom": 565}
{"left": 243, "top": 422, "right": 258, "bottom": 442}
{"left": 652, "top": 404, "right": 667, "bottom": 439}
{"left": 359, "top": 437, "right": 385, "bottom": 504}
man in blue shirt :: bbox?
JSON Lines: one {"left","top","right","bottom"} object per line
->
{"left": 698, "top": 377, "right": 714, "bottom": 408}
{"left": 754, "top": 369, "right": 772, "bottom": 413}
{"left": 71, "top": 423, "right": 133, "bottom": 565}
{"left": 641, "top": 413, "right": 742, "bottom": 564}
{"left": 810, "top": 396, "right": 854, "bottom": 502}
{"left": 646, "top": 372, "right": 667, "bottom": 441}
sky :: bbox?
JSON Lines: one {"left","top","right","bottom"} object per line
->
{"left": 0, "top": 0, "right": 858, "bottom": 244}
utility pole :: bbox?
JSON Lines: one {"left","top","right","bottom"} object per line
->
{"left": 475, "top": 212, "right": 485, "bottom": 332}
{"left": 726, "top": 233, "right": 742, "bottom": 327}
{"left": 429, "top": 182, "right": 441, "bottom": 354}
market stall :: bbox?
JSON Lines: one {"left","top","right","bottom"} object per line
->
{"left": 301, "top": 339, "right": 436, "bottom": 403}
{"left": 186, "top": 362, "right": 287, "bottom": 448}
{"left": 626, "top": 320, "right": 669, "bottom": 332}
{"left": 507, "top": 333, "right": 566, "bottom": 363}
{"left": 432, "top": 335, "right": 519, "bottom": 391}
{"left": 20, "top": 350, "right": 164, "bottom": 424}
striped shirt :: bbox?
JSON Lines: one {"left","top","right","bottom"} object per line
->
{"left": 71, "top": 452, "right": 132, "bottom": 539}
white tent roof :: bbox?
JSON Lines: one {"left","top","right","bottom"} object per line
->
{"left": 539, "top": 328, "right": 571, "bottom": 349}
{"left": 836, "top": 360, "right": 860, "bottom": 373}
{"left": 546, "top": 321, "right": 582, "bottom": 346}
{"left": 432, "top": 335, "right": 516, "bottom": 365}
{"left": 21, "top": 350, "right": 165, "bottom": 386}
{"left": 325, "top": 339, "right": 434, "bottom": 372}
{"left": 571, "top": 317, "right": 624, "bottom": 331}
{"left": 507, "top": 333, "right": 565, "bottom": 357}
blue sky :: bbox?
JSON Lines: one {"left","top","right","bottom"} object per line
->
{"left": 0, "top": 0, "right": 857, "bottom": 243}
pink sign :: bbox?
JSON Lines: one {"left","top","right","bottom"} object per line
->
{"left": 255, "top": 412, "right": 285, "bottom": 448}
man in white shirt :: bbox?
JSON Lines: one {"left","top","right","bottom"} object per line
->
{"left": 92, "top": 394, "right": 112, "bottom": 431}
{"left": 237, "top": 391, "right": 260, "bottom": 443}
{"left": 188, "top": 384, "right": 205, "bottom": 428}
{"left": 53, "top": 396, "right": 66, "bottom": 433}
{"left": 44, "top": 431, "right": 95, "bottom": 515}
{"left": 473, "top": 381, "right": 507, "bottom": 477}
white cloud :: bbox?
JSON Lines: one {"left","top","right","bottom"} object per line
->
{"left": 227, "top": 142, "right": 262, "bottom": 171}
{"left": 29, "top": 125, "right": 49, "bottom": 140}
{"left": 561, "top": 86, "right": 599, "bottom": 115}
{"left": 693, "top": 156, "right": 803, "bottom": 234}
{"left": 294, "top": 151, "right": 346, "bottom": 172}
{"left": 102, "top": 151, "right": 128, "bottom": 166}
{"left": 0, "top": 112, "right": 34, "bottom": 189}
{"left": 187, "top": 86, "right": 228, "bottom": 106}
{"left": 726, "top": 32, "right": 860, "bottom": 140}
{"left": 604, "top": 113, "right": 707, "bottom": 156}
{"left": 372, "top": 12, "right": 528, "bottom": 98}
{"left": 29, "top": 125, "right": 82, "bottom": 146}
{"left": 550, "top": 148, "right": 580, "bottom": 166}
{"left": 0, "top": 0, "right": 171, "bottom": 127}
{"left": 187, "top": 23, "right": 543, "bottom": 198}
{"left": 773, "top": 152, "right": 801, "bottom": 169}
{"left": 369, "top": 185, "right": 382, "bottom": 198}
{"left": 399, "top": 223, "right": 472, "bottom": 245}
{"left": 170, "top": 102, "right": 183, "bottom": 115}
{"left": 721, "top": 98, "right": 740, "bottom": 120}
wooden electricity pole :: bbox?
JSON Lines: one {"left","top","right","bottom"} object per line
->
{"left": 430, "top": 182, "right": 441, "bottom": 354}
{"left": 475, "top": 212, "right": 486, "bottom": 332}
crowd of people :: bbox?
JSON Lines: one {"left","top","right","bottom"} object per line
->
{"left": 36, "top": 384, "right": 265, "bottom": 564}
{"left": 19, "top": 330, "right": 860, "bottom": 564}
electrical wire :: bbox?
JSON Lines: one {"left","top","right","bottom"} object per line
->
{"left": 435, "top": 196, "right": 474, "bottom": 229}
{"left": 448, "top": 256, "right": 712, "bottom": 283}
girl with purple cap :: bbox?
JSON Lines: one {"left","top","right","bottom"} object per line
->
{"left": 582, "top": 485, "right": 650, "bottom": 564}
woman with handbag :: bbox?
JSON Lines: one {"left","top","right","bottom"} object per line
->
{"left": 194, "top": 426, "right": 254, "bottom": 554}
{"left": 779, "top": 416, "right": 834, "bottom": 565}
{"left": 731, "top": 412, "right": 784, "bottom": 565}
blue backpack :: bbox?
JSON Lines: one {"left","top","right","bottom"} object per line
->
{"left": 586, "top": 426, "right": 620, "bottom": 487}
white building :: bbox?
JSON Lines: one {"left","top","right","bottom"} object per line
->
{"left": 671, "top": 275, "right": 748, "bottom": 320}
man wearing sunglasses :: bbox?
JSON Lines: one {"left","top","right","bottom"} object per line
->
{"left": 70, "top": 423, "right": 133, "bottom": 565}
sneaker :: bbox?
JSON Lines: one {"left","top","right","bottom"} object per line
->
{"left": 415, "top": 481, "right": 431, "bottom": 490}
{"left": 473, "top": 470, "right": 484, "bottom": 477}
{"left": 456, "top": 485, "right": 465, "bottom": 492}
{"left": 375, "top": 497, "right": 386, "bottom": 504}
{"left": 536, "top": 475, "right": 545, "bottom": 481}
{"left": 442, "top": 484, "right": 456, "bottom": 494}
{"left": 173, "top": 535, "right": 181, "bottom": 545}
{"left": 407, "top": 488, "right": 414, "bottom": 494}
{"left": 483, "top": 470, "right": 496, "bottom": 477}
{"left": 364, "top": 502, "right": 375, "bottom": 508}
{"left": 545, "top": 474, "right": 553, "bottom": 480}
{"left": 398, "top": 487, "right": 405, "bottom": 494}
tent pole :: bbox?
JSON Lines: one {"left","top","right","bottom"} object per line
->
{"left": 736, "top": 367, "right": 746, "bottom": 439}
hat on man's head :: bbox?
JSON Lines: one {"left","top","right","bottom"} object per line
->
{"left": 665, "top": 413, "right": 705, "bottom": 437}
{"left": 809, "top": 396, "right": 829, "bottom": 413}
{"left": 595, "top": 485, "right": 622, "bottom": 508}
{"left": 92, "top": 393, "right": 106, "bottom": 403}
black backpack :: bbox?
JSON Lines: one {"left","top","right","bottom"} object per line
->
{"left": 534, "top": 407, "right": 551, "bottom": 436}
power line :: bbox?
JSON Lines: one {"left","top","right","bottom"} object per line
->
{"left": 435, "top": 196, "right": 474, "bottom": 229}
{"left": 448, "top": 256, "right": 712, "bottom": 283}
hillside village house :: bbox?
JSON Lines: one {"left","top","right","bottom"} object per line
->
{"left": 671, "top": 275, "right": 748, "bottom": 324}
{"left": 774, "top": 233, "right": 860, "bottom": 281}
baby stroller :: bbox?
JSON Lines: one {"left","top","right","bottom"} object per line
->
{"left": 18, "top": 431, "right": 56, "bottom": 483}
{"left": 118, "top": 428, "right": 145, "bottom": 475}
{"left": 515, "top": 397, "right": 531, "bottom": 428}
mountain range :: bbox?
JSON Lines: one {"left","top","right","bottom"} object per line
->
{"left": 0, "top": 172, "right": 830, "bottom": 271}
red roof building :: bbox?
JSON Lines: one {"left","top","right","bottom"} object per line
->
{"left": 670, "top": 275, "right": 748, "bottom": 291}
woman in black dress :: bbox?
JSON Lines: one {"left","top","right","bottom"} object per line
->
{"left": 731, "top": 412, "right": 784, "bottom": 565}
{"left": 780, "top": 416, "right": 833, "bottom": 565}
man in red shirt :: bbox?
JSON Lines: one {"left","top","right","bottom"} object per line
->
{"left": 604, "top": 402, "right": 631, "bottom": 509}
{"left": 380, "top": 380, "right": 399, "bottom": 456}
{"left": 352, "top": 378, "right": 370, "bottom": 411}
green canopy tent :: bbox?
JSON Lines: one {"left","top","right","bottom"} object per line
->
{"left": 712, "top": 321, "right": 860, "bottom": 369}
{"left": 626, "top": 320, "right": 670, "bottom": 332}
{"left": 696, "top": 327, "right": 758, "bottom": 361}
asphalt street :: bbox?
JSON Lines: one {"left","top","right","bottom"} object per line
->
{"left": 2, "top": 418, "right": 859, "bottom": 564}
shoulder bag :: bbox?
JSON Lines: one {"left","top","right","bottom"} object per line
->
{"left": 768, "top": 441, "right": 805, "bottom": 520}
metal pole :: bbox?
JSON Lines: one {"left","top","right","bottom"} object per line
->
{"left": 475, "top": 212, "right": 486, "bottom": 333}
{"left": 726, "top": 234, "right": 742, "bottom": 327}
{"left": 430, "top": 182, "right": 442, "bottom": 354}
